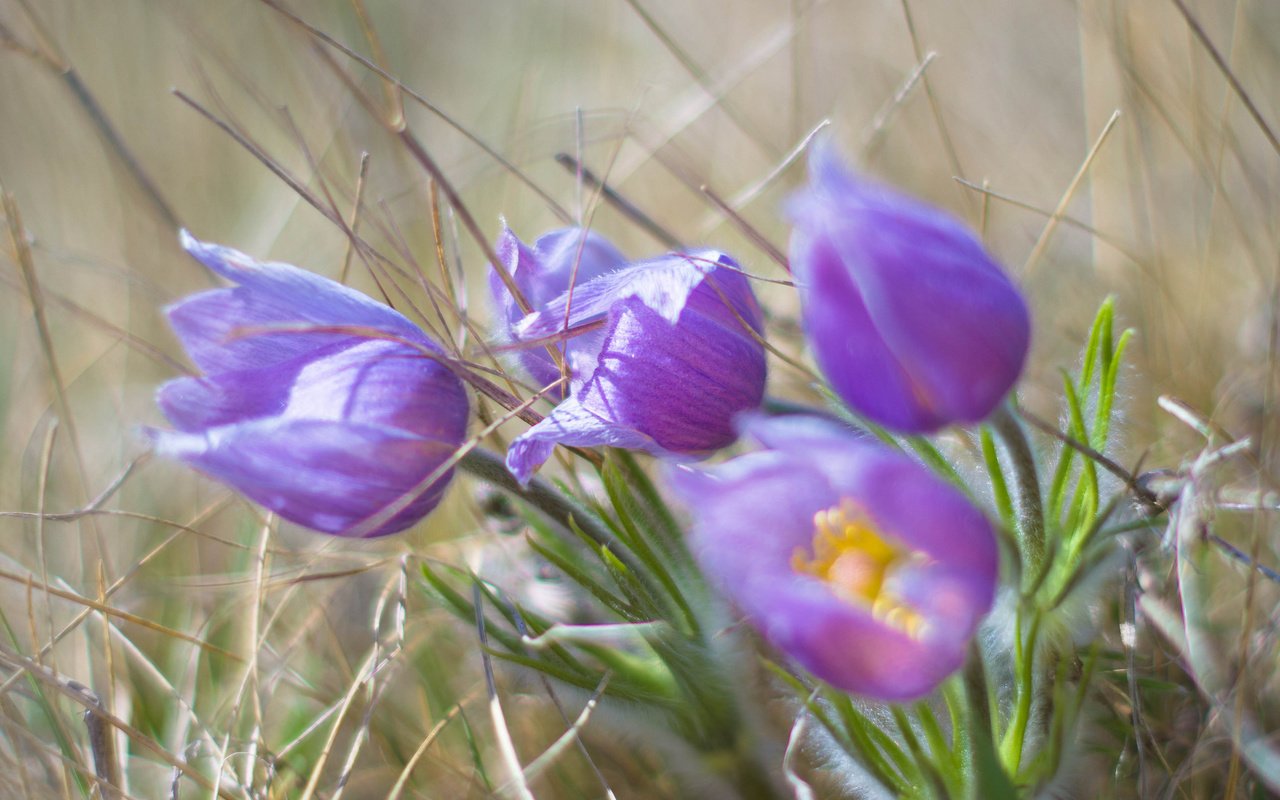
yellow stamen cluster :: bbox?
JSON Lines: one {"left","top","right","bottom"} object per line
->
{"left": 791, "top": 499, "right": 926, "bottom": 638}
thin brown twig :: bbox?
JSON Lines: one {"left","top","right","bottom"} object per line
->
{"left": 897, "top": 0, "right": 971, "bottom": 216}
{"left": 254, "top": 0, "right": 571, "bottom": 222}
{"left": 0, "top": 649, "right": 239, "bottom": 798}
{"left": 1016, "top": 405, "right": 1160, "bottom": 508}
{"left": 0, "top": 567, "right": 242, "bottom": 662}
{"left": 4, "top": 188, "right": 109, "bottom": 574}
{"left": 339, "top": 152, "right": 371, "bottom": 286}
{"left": 1169, "top": 0, "right": 1280, "bottom": 158}
{"left": 554, "top": 153, "right": 682, "bottom": 249}
{"left": 699, "top": 184, "right": 789, "bottom": 272}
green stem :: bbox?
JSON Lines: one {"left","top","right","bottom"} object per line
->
{"left": 999, "top": 611, "right": 1041, "bottom": 775}
{"left": 458, "top": 448, "right": 619, "bottom": 554}
{"left": 988, "top": 404, "right": 1046, "bottom": 581}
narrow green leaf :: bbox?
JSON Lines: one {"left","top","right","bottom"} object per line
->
{"left": 598, "top": 542, "right": 665, "bottom": 620}
{"left": 1079, "top": 296, "right": 1114, "bottom": 391}
{"left": 457, "top": 708, "right": 493, "bottom": 790}
{"left": 980, "top": 428, "right": 1016, "bottom": 530}
{"left": 1093, "top": 328, "right": 1133, "bottom": 450}
{"left": 829, "top": 691, "right": 917, "bottom": 794}
{"left": 526, "top": 534, "right": 644, "bottom": 621}
{"left": 419, "top": 563, "right": 524, "bottom": 653}
{"left": 914, "top": 702, "right": 963, "bottom": 798}
{"left": 600, "top": 460, "right": 700, "bottom": 635}
{"left": 1060, "top": 373, "right": 1098, "bottom": 539}
{"left": 610, "top": 449, "right": 688, "bottom": 558}
{"left": 893, "top": 708, "right": 950, "bottom": 799}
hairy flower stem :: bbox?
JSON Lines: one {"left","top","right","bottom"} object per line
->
{"left": 989, "top": 404, "right": 1046, "bottom": 581}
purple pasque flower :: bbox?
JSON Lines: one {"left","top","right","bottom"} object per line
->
{"left": 490, "top": 226, "right": 626, "bottom": 395}
{"left": 148, "top": 232, "right": 469, "bottom": 537}
{"left": 501, "top": 248, "right": 767, "bottom": 485}
{"left": 788, "top": 139, "right": 1030, "bottom": 433}
{"left": 669, "top": 415, "right": 998, "bottom": 700}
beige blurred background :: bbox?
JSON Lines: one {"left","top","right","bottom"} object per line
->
{"left": 0, "top": 0, "right": 1276, "bottom": 796}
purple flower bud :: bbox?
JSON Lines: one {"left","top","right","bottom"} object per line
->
{"left": 788, "top": 140, "right": 1031, "bottom": 433}
{"left": 148, "top": 232, "right": 469, "bottom": 537}
{"left": 501, "top": 249, "right": 767, "bottom": 485}
{"left": 669, "top": 415, "right": 998, "bottom": 700}
{"left": 490, "top": 226, "right": 626, "bottom": 394}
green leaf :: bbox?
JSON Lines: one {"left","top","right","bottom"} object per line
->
{"left": 1093, "top": 327, "right": 1133, "bottom": 450}
{"left": 1078, "top": 296, "right": 1114, "bottom": 391}
{"left": 609, "top": 449, "right": 688, "bottom": 560}
{"left": 600, "top": 459, "right": 700, "bottom": 635}
{"left": 526, "top": 534, "right": 644, "bottom": 621}
{"left": 829, "top": 691, "right": 917, "bottom": 794}
{"left": 980, "top": 428, "right": 1016, "bottom": 531}
{"left": 1060, "top": 373, "right": 1098, "bottom": 540}
{"left": 972, "top": 724, "right": 1018, "bottom": 800}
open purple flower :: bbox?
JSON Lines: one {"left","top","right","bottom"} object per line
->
{"left": 669, "top": 415, "right": 998, "bottom": 700}
{"left": 148, "top": 232, "right": 469, "bottom": 537}
{"left": 788, "top": 139, "right": 1030, "bottom": 433}
{"left": 500, "top": 248, "right": 767, "bottom": 485}
{"left": 490, "top": 226, "right": 626, "bottom": 394}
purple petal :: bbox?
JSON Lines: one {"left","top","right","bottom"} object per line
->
{"left": 737, "top": 412, "right": 869, "bottom": 453}
{"left": 832, "top": 209, "right": 1029, "bottom": 424}
{"left": 174, "top": 231, "right": 431, "bottom": 373}
{"left": 672, "top": 450, "right": 955, "bottom": 698}
{"left": 490, "top": 227, "right": 627, "bottom": 391}
{"left": 156, "top": 364, "right": 302, "bottom": 433}
{"left": 772, "top": 589, "right": 968, "bottom": 700}
{"left": 490, "top": 226, "right": 540, "bottom": 330}
{"left": 504, "top": 250, "right": 766, "bottom": 481}
{"left": 506, "top": 396, "right": 659, "bottom": 486}
{"left": 280, "top": 340, "right": 469, "bottom": 442}
{"left": 490, "top": 226, "right": 626, "bottom": 326}
{"left": 157, "top": 339, "right": 468, "bottom": 446}
{"left": 149, "top": 418, "right": 458, "bottom": 537}
{"left": 819, "top": 446, "right": 998, "bottom": 594}
{"left": 787, "top": 141, "right": 1030, "bottom": 432}
{"left": 154, "top": 234, "right": 472, "bottom": 537}
{"left": 574, "top": 297, "right": 765, "bottom": 449}
{"left": 514, "top": 250, "right": 747, "bottom": 341}
{"left": 790, "top": 231, "right": 940, "bottom": 430}
{"left": 669, "top": 416, "right": 998, "bottom": 700}
{"left": 670, "top": 451, "right": 838, "bottom": 575}
{"left": 508, "top": 291, "right": 766, "bottom": 483}
{"left": 529, "top": 227, "right": 627, "bottom": 302}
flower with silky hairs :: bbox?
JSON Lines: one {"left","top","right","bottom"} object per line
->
{"left": 498, "top": 246, "right": 767, "bottom": 485}
{"left": 669, "top": 415, "right": 998, "bottom": 700}
{"left": 788, "top": 139, "right": 1030, "bottom": 433}
{"left": 490, "top": 225, "right": 626, "bottom": 396}
{"left": 148, "top": 232, "right": 469, "bottom": 537}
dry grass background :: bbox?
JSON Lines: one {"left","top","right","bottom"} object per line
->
{"left": 0, "top": 0, "right": 1278, "bottom": 797}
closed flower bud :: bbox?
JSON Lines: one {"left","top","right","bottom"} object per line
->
{"left": 501, "top": 248, "right": 767, "bottom": 485}
{"left": 669, "top": 415, "right": 998, "bottom": 700}
{"left": 788, "top": 140, "right": 1031, "bottom": 432}
{"left": 490, "top": 226, "right": 626, "bottom": 394}
{"left": 148, "top": 232, "right": 469, "bottom": 537}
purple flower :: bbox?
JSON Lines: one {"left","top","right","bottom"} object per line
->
{"left": 148, "top": 232, "right": 469, "bottom": 537}
{"left": 669, "top": 415, "right": 998, "bottom": 700}
{"left": 500, "top": 247, "right": 767, "bottom": 485}
{"left": 490, "top": 226, "right": 626, "bottom": 395}
{"left": 788, "top": 140, "right": 1030, "bottom": 433}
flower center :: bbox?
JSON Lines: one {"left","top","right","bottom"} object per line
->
{"left": 791, "top": 499, "right": 926, "bottom": 637}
